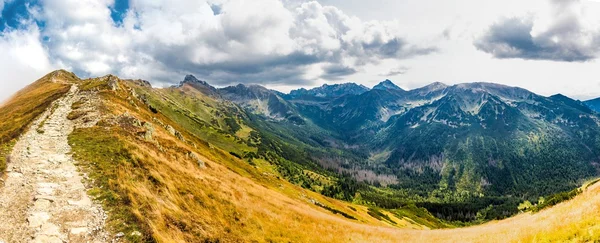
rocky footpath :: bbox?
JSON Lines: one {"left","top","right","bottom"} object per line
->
{"left": 0, "top": 86, "right": 109, "bottom": 243}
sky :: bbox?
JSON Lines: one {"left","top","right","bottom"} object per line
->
{"left": 1, "top": 0, "right": 600, "bottom": 102}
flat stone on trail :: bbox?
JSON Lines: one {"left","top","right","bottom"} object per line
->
{"left": 36, "top": 183, "right": 58, "bottom": 195}
{"left": 68, "top": 196, "right": 92, "bottom": 207}
{"left": 7, "top": 172, "right": 23, "bottom": 178}
{"left": 28, "top": 212, "right": 50, "bottom": 228}
{"left": 70, "top": 227, "right": 88, "bottom": 235}
{"left": 35, "top": 195, "right": 56, "bottom": 202}
{"left": 40, "top": 223, "right": 61, "bottom": 236}
{"left": 33, "top": 199, "right": 52, "bottom": 210}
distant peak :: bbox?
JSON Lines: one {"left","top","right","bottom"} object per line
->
{"left": 49, "top": 69, "right": 73, "bottom": 76}
{"left": 430, "top": 81, "right": 447, "bottom": 87}
{"left": 373, "top": 79, "right": 403, "bottom": 91}
{"left": 43, "top": 69, "right": 80, "bottom": 84}
{"left": 183, "top": 74, "right": 201, "bottom": 83}
{"left": 423, "top": 82, "right": 448, "bottom": 90}
{"left": 179, "top": 74, "right": 213, "bottom": 87}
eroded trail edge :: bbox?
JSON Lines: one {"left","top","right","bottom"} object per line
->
{"left": 0, "top": 86, "right": 108, "bottom": 243}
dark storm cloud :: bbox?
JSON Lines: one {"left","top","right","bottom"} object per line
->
{"left": 351, "top": 37, "right": 437, "bottom": 62}
{"left": 151, "top": 46, "right": 321, "bottom": 86}
{"left": 319, "top": 65, "right": 357, "bottom": 80}
{"left": 475, "top": 6, "right": 600, "bottom": 62}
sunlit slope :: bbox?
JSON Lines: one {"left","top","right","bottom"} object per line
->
{"left": 392, "top": 180, "right": 600, "bottom": 242}
{"left": 0, "top": 70, "right": 74, "bottom": 173}
{"left": 66, "top": 76, "right": 440, "bottom": 242}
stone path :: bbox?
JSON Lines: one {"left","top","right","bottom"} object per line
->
{"left": 0, "top": 86, "right": 108, "bottom": 243}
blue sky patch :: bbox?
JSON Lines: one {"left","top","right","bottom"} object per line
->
{"left": 0, "top": 0, "right": 40, "bottom": 32}
{"left": 110, "top": 0, "right": 129, "bottom": 25}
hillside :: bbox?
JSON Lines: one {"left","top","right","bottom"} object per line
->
{"left": 1, "top": 71, "right": 599, "bottom": 242}
{"left": 585, "top": 97, "right": 600, "bottom": 112}
{"left": 281, "top": 80, "right": 600, "bottom": 221}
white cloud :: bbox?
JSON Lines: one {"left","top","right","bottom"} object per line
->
{"left": 2, "top": 0, "right": 599, "bottom": 101}
{"left": 5, "top": 0, "right": 434, "bottom": 89}
{"left": 0, "top": 24, "right": 56, "bottom": 102}
{"left": 475, "top": 0, "right": 600, "bottom": 62}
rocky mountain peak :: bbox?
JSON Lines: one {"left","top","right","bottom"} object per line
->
{"left": 373, "top": 79, "right": 403, "bottom": 91}
{"left": 182, "top": 74, "right": 209, "bottom": 85}
{"left": 177, "top": 75, "right": 219, "bottom": 97}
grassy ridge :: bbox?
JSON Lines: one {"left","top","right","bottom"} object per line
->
{"left": 0, "top": 78, "right": 70, "bottom": 173}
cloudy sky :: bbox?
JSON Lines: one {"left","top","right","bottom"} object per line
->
{"left": 1, "top": 0, "right": 600, "bottom": 102}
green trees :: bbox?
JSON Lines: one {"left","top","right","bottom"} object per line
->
{"left": 518, "top": 201, "right": 533, "bottom": 212}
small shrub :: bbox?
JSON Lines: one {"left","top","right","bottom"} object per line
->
{"left": 229, "top": 151, "right": 242, "bottom": 159}
{"left": 529, "top": 188, "right": 581, "bottom": 213}
{"left": 72, "top": 100, "right": 85, "bottom": 110}
{"left": 67, "top": 110, "right": 87, "bottom": 120}
{"left": 314, "top": 202, "right": 356, "bottom": 220}
{"left": 368, "top": 207, "right": 396, "bottom": 225}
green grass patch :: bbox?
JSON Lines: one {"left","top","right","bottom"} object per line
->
{"left": 531, "top": 188, "right": 581, "bottom": 213}
{"left": 367, "top": 207, "right": 397, "bottom": 225}
{"left": 69, "top": 127, "right": 153, "bottom": 242}
{"left": 314, "top": 202, "right": 356, "bottom": 220}
{"left": 391, "top": 204, "right": 450, "bottom": 229}
{"left": 133, "top": 86, "right": 255, "bottom": 154}
{"left": 79, "top": 79, "right": 110, "bottom": 91}
{"left": 72, "top": 100, "right": 85, "bottom": 110}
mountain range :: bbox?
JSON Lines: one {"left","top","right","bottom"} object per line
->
{"left": 171, "top": 76, "right": 600, "bottom": 202}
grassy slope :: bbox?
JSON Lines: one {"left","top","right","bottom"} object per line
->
{"left": 0, "top": 72, "right": 579, "bottom": 242}
{"left": 68, "top": 79, "right": 431, "bottom": 242}
{"left": 136, "top": 84, "right": 256, "bottom": 154}
{"left": 0, "top": 71, "right": 73, "bottom": 173}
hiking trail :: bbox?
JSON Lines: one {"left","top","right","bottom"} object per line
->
{"left": 0, "top": 86, "right": 108, "bottom": 243}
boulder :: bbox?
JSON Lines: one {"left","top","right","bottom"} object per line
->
{"left": 188, "top": 152, "right": 205, "bottom": 168}
{"left": 143, "top": 122, "right": 154, "bottom": 141}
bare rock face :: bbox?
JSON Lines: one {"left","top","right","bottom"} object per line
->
{"left": 106, "top": 75, "right": 120, "bottom": 91}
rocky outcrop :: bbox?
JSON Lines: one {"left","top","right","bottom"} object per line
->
{"left": 187, "top": 152, "right": 205, "bottom": 168}
{"left": 143, "top": 122, "right": 154, "bottom": 141}
{"left": 166, "top": 125, "right": 184, "bottom": 141}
